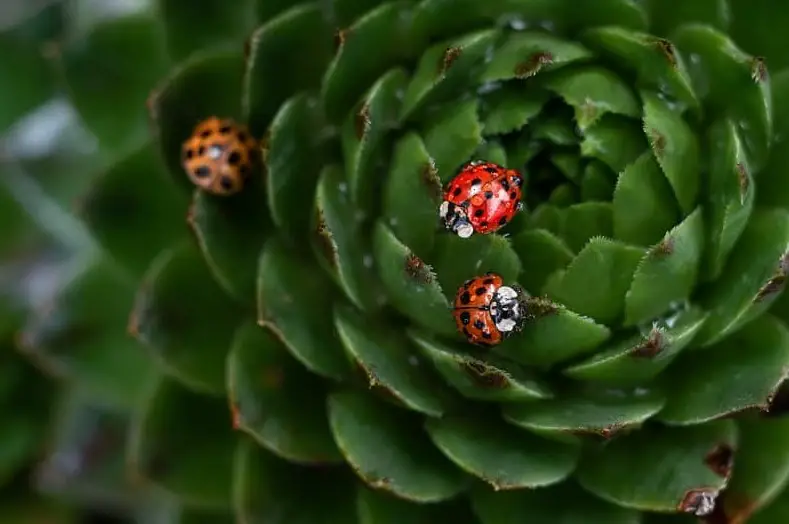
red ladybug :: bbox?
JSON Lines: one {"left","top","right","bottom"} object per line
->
{"left": 439, "top": 161, "right": 524, "bottom": 238}
{"left": 452, "top": 272, "right": 527, "bottom": 347}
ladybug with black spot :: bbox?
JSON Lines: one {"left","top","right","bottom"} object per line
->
{"left": 181, "top": 117, "right": 259, "bottom": 196}
{"left": 452, "top": 272, "right": 527, "bottom": 347}
{"left": 439, "top": 161, "right": 524, "bottom": 238}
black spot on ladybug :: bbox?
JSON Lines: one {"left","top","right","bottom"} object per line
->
{"left": 194, "top": 165, "right": 211, "bottom": 178}
{"left": 501, "top": 179, "right": 510, "bottom": 191}
{"left": 220, "top": 176, "right": 234, "bottom": 190}
{"left": 484, "top": 166, "right": 498, "bottom": 174}
{"left": 499, "top": 216, "right": 508, "bottom": 226}
{"left": 185, "top": 149, "right": 194, "bottom": 159}
{"left": 482, "top": 331, "right": 492, "bottom": 339}
{"left": 480, "top": 221, "right": 488, "bottom": 228}
{"left": 238, "top": 132, "right": 248, "bottom": 142}
{"left": 471, "top": 178, "right": 481, "bottom": 186}
{"left": 219, "top": 125, "right": 232, "bottom": 134}
{"left": 483, "top": 278, "right": 494, "bottom": 285}
{"left": 200, "top": 129, "right": 213, "bottom": 138}
{"left": 474, "top": 319, "right": 485, "bottom": 329}
{"left": 453, "top": 187, "right": 462, "bottom": 197}
{"left": 474, "top": 209, "right": 484, "bottom": 218}
{"left": 460, "top": 291, "right": 471, "bottom": 305}
{"left": 484, "top": 191, "right": 493, "bottom": 199}
{"left": 460, "top": 311, "right": 471, "bottom": 325}
{"left": 462, "top": 327, "right": 471, "bottom": 339}
{"left": 510, "top": 191, "right": 517, "bottom": 200}
{"left": 228, "top": 151, "right": 242, "bottom": 165}
{"left": 475, "top": 287, "right": 486, "bottom": 295}
{"left": 198, "top": 146, "right": 205, "bottom": 155}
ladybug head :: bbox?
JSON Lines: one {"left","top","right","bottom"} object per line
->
{"left": 439, "top": 200, "right": 474, "bottom": 238}
{"left": 490, "top": 285, "right": 527, "bottom": 335}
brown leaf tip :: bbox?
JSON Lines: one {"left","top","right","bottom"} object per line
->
{"left": 404, "top": 253, "right": 435, "bottom": 285}
{"left": 751, "top": 57, "right": 768, "bottom": 83}
{"left": 652, "top": 236, "right": 675, "bottom": 257}
{"left": 355, "top": 103, "right": 371, "bottom": 140}
{"left": 655, "top": 39, "right": 677, "bottom": 67}
{"left": 515, "top": 51, "right": 553, "bottom": 78}
{"left": 462, "top": 359, "right": 510, "bottom": 389}
{"left": 754, "top": 252, "right": 789, "bottom": 303}
{"left": 631, "top": 327, "right": 666, "bottom": 358}
{"left": 334, "top": 28, "right": 349, "bottom": 50}
{"left": 422, "top": 160, "right": 442, "bottom": 201}
{"left": 439, "top": 46, "right": 463, "bottom": 75}
{"left": 230, "top": 402, "right": 242, "bottom": 429}
{"left": 647, "top": 126, "right": 667, "bottom": 157}
{"left": 735, "top": 162, "right": 749, "bottom": 201}
{"left": 705, "top": 443, "right": 735, "bottom": 479}
{"left": 315, "top": 209, "right": 339, "bottom": 268}
{"left": 679, "top": 488, "right": 718, "bottom": 517}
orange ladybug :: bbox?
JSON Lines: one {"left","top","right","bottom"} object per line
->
{"left": 181, "top": 117, "right": 258, "bottom": 196}
{"left": 452, "top": 272, "right": 527, "bottom": 347}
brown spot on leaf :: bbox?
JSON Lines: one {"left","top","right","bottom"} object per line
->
{"left": 655, "top": 39, "right": 677, "bottom": 67}
{"left": 647, "top": 127, "right": 667, "bottom": 157}
{"left": 404, "top": 253, "right": 435, "bottom": 285}
{"left": 462, "top": 359, "right": 509, "bottom": 389}
{"left": 679, "top": 488, "right": 718, "bottom": 516}
{"left": 631, "top": 328, "right": 666, "bottom": 358}
{"left": 315, "top": 209, "right": 338, "bottom": 268}
{"left": 735, "top": 163, "right": 749, "bottom": 202}
{"left": 230, "top": 402, "right": 242, "bottom": 429}
{"left": 754, "top": 252, "right": 789, "bottom": 303}
{"left": 439, "top": 46, "right": 463, "bottom": 75}
{"left": 750, "top": 57, "right": 768, "bottom": 83}
{"left": 514, "top": 51, "right": 553, "bottom": 78}
{"left": 355, "top": 103, "right": 371, "bottom": 140}
{"left": 705, "top": 443, "right": 734, "bottom": 479}
{"left": 652, "top": 236, "right": 675, "bottom": 257}
{"left": 334, "top": 28, "right": 349, "bottom": 50}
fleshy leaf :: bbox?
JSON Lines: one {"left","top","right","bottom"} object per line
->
{"left": 322, "top": 2, "right": 413, "bottom": 123}
{"left": 327, "top": 391, "right": 468, "bottom": 502}
{"left": 543, "top": 237, "right": 646, "bottom": 325}
{"left": 613, "top": 151, "right": 681, "bottom": 247}
{"left": 558, "top": 202, "right": 614, "bottom": 253}
{"left": 150, "top": 47, "right": 246, "bottom": 193}
{"left": 696, "top": 208, "right": 789, "bottom": 346}
{"left": 266, "top": 93, "right": 328, "bottom": 242}
{"left": 541, "top": 65, "right": 640, "bottom": 130}
{"left": 581, "top": 26, "right": 698, "bottom": 110}
{"left": 511, "top": 228, "right": 574, "bottom": 294}
{"left": 334, "top": 304, "right": 459, "bottom": 417}
{"left": 130, "top": 241, "right": 240, "bottom": 395}
{"left": 78, "top": 141, "right": 188, "bottom": 279}
{"left": 256, "top": 238, "right": 350, "bottom": 381}
{"left": 59, "top": 13, "right": 169, "bottom": 152}
{"left": 580, "top": 115, "right": 648, "bottom": 173}
{"left": 381, "top": 132, "right": 441, "bottom": 258}
{"left": 645, "top": 0, "right": 729, "bottom": 36}
{"left": 672, "top": 24, "right": 772, "bottom": 171}
{"left": 641, "top": 90, "right": 700, "bottom": 213}
{"left": 243, "top": 3, "right": 333, "bottom": 133}
{"left": 357, "top": 486, "right": 476, "bottom": 524}
{"left": 749, "top": 487, "right": 789, "bottom": 524}
{"left": 425, "top": 414, "right": 579, "bottom": 490}
{"left": 754, "top": 69, "right": 789, "bottom": 209}
{"left": 624, "top": 208, "right": 704, "bottom": 326}
{"left": 227, "top": 321, "right": 341, "bottom": 464}
{"left": 531, "top": 111, "right": 580, "bottom": 145}
{"left": 503, "top": 388, "right": 665, "bottom": 439}
{"left": 400, "top": 29, "right": 498, "bottom": 121}
{"left": 480, "top": 85, "right": 550, "bottom": 135}
{"left": 475, "top": 140, "right": 508, "bottom": 166}
{"left": 315, "top": 165, "right": 383, "bottom": 311}
{"left": 372, "top": 222, "right": 456, "bottom": 337}
{"left": 343, "top": 68, "right": 408, "bottom": 213}
{"left": 482, "top": 31, "right": 592, "bottom": 82}
{"left": 188, "top": 185, "right": 270, "bottom": 305}
{"left": 564, "top": 306, "right": 708, "bottom": 386}
{"left": 233, "top": 439, "right": 356, "bottom": 523}
{"left": 421, "top": 98, "right": 483, "bottom": 182}
{"left": 157, "top": 0, "right": 256, "bottom": 61}
{"left": 431, "top": 234, "right": 522, "bottom": 303}
{"left": 576, "top": 420, "right": 737, "bottom": 514}
{"left": 581, "top": 160, "right": 617, "bottom": 202}
{"left": 472, "top": 481, "right": 641, "bottom": 524}
{"left": 130, "top": 377, "right": 235, "bottom": 509}
{"left": 409, "top": 330, "right": 553, "bottom": 402}
{"left": 658, "top": 314, "right": 789, "bottom": 425}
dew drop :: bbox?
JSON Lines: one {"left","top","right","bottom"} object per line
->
{"left": 363, "top": 254, "right": 374, "bottom": 268}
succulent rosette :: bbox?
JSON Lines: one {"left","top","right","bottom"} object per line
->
{"left": 9, "top": 0, "right": 789, "bottom": 522}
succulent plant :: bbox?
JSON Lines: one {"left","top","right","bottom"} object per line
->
{"left": 9, "top": 0, "right": 789, "bottom": 522}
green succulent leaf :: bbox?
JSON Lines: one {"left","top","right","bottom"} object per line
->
{"left": 755, "top": 70, "right": 789, "bottom": 210}
{"left": 658, "top": 314, "right": 789, "bottom": 425}
{"left": 475, "top": 139, "right": 508, "bottom": 166}
{"left": 543, "top": 237, "right": 646, "bottom": 325}
{"left": 256, "top": 238, "right": 351, "bottom": 381}
{"left": 580, "top": 115, "right": 648, "bottom": 173}
{"left": 576, "top": 420, "right": 737, "bottom": 513}
{"left": 644, "top": 0, "right": 729, "bottom": 37}
{"left": 511, "top": 228, "right": 574, "bottom": 294}
{"left": 749, "top": 486, "right": 789, "bottom": 524}
{"left": 334, "top": 304, "right": 459, "bottom": 417}
{"left": 188, "top": 186, "right": 270, "bottom": 305}
{"left": 480, "top": 85, "right": 549, "bottom": 135}
{"left": 558, "top": 202, "right": 614, "bottom": 253}
{"left": 227, "top": 321, "right": 341, "bottom": 464}
{"left": 157, "top": 0, "right": 255, "bottom": 61}
{"left": 472, "top": 481, "right": 641, "bottom": 524}
{"left": 130, "top": 377, "right": 236, "bottom": 509}
{"left": 150, "top": 47, "right": 247, "bottom": 193}
{"left": 696, "top": 207, "right": 789, "bottom": 346}
{"left": 581, "top": 161, "right": 617, "bottom": 202}
{"left": 243, "top": 3, "right": 333, "bottom": 134}
{"left": 503, "top": 388, "right": 665, "bottom": 439}
{"left": 613, "top": 151, "right": 681, "bottom": 247}
{"left": 0, "top": 415, "right": 37, "bottom": 488}
{"left": 79, "top": 142, "right": 188, "bottom": 278}
{"left": 564, "top": 306, "right": 708, "bottom": 386}
{"left": 409, "top": 330, "right": 553, "bottom": 402}
{"left": 422, "top": 98, "right": 482, "bottom": 181}
{"left": 425, "top": 414, "right": 579, "bottom": 490}
{"left": 327, "top": 391, "right": 469, "bottom": 503}
{"left": 59, "top": 13, "right": 169, "bottom": 153}
{"left": 131, "top": 241, "right": 240, "bottom": 395}
{"left": 357, "top": 485, "right": 475, "bottom": 524}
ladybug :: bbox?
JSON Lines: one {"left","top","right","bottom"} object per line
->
{"left": 181, "top": 117, "right": 259, "bottom": 196}
{"left": 439, "top": 161, "right": 524, "bottom": 238}
{"left": 452, "top": 272, "right": 527, "bottom": 347}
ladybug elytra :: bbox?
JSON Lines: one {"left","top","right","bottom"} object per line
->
{"left": 439, "top": 161, "right": 524, "bottom": 238}
{"left": 452, "top": 272, "right": 527, "bottom": 347}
